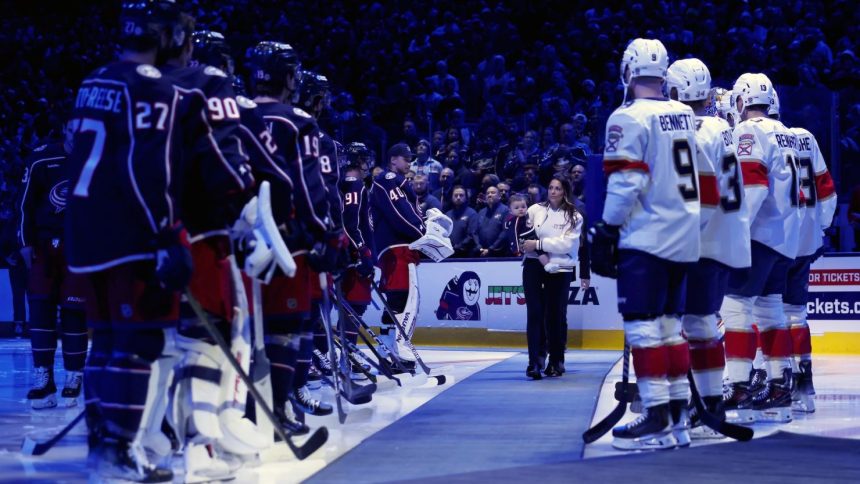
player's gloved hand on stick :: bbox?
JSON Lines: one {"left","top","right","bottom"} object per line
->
{"left": 588, "top": 220, "right": 620, "bottom": 279}
{"left": 356, "top": 245, "right": 375, "bottom": 278}
{"left": 309, "top": 229, "right": 350, "bottom": 273}
{"left": 154, "top": 223, "right": 193, "bottom": 291}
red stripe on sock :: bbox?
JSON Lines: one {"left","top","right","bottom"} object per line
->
{"left": 760, "top": 328, "right": 791, "bottom": 358}
{"left": 790, "top": 326, "right": 812, "bottom": 356}
{"left": 632, "top": 346, "right": 669, "bottom": 379}
{"left": 725, "top": 330, "right": 757, "bottom": 360}
{"left": 667, "top": 342, "right": 690, "bottom": 378}
{"left": 689, "top": 340, "right": 726, "bottom": 370}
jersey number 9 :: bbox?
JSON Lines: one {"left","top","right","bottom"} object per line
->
{"left": 673, "top": 139, "right": 699, "bottom": 202}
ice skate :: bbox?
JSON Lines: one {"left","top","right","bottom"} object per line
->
{"left": 792, "top": 360, "right": 815, "bottom": 413}
{"left": 612, "top": 403, "right": 677, "bottom": 451}
{"left": 61, "top": 371, "right": 83, "bottom": 407}
{"left": 751, "top": 369, "right": 793, "bottom": 423}
{"left": 312, "top": 349, "right": 333, "bottom": 377}
{"left": 292, "top": 385, "right": 333, "bottom": 416}
{"left": 350, "top": 362, "right": 370, "bottom": 382}
{"left": 689, "top": 396, "right": 727, "bottom": 440}
{"left": 27, "top": 367, "right": 57, "bottom": 410}
{"left": 306, "top": 364, "right": 323, "bottom": 390}
{"left": 669, "top": 399, "right": 690, "bottom": 448}
{"left": 274, "top": 403, "right": 309, "bottom": 437}
{"left": 184, "top": 442, "right": 234, "bottom": 483}
{"left": 93, "top": 439, "right": 173, "bottom": 483}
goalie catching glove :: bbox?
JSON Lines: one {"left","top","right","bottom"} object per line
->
{"left": 232, "top": 181, "right": 296, "bottom": 282}
{"left": 588, "top": 220, "right": 620, "bottom": 279}
{"left": 409, "top": 207, "right": 454, "bottom": 262}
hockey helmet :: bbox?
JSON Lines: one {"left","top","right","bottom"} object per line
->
{"left": 732, "top": 73, "right": 773, "bottom": 115}
{"left": 768, "top": 88, "right": 780, "bottom": 118}
{"left": 248, "top": 41, "right": 302, "bottom": 96}
{"left": 119, "top": 0, "right": 183, "bottom": 52}
{"left": 296, "top": 70, "right": 330, "bottom": 112}
{"left": 620, "top": 38, "right": 669, "bottom": 88}
{"left": 346, "top": 142, "right": 374, "bottom": 169}
{"left": 191, "top": 30, "right": 234, "bottom": 74}
{"left": 667, "top": 58, "right": 711, "bottom": 101}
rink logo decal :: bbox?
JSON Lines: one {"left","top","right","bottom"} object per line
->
{"left": 436, "top": 271, "right": 482, "bottom": 320}
{"left": 809, "top": 269, "right": 860, "bottom": 285}
{"left": 482, "top": 284, "right": 600, "bottom": 306}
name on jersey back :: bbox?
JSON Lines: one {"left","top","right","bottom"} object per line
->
{"left": 658, "top": 113, "right": 694, "bottom": 132}
{"left": 75, "top": 85, "right": 123, "bottom": 113}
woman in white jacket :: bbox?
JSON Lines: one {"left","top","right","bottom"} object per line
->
{"left": 522, "top": 175, "right": 589, "bottom": 379}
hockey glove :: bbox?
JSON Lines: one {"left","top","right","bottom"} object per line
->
{"left": 356, "top": 245, "right": 375, "bottom": 278}
{"left": 154, "top": 224, "right": 193, "bottom": 291}
{"left": 308, "top": 229, "right": 350, "bottom": 273}
{"left": 588, "top": 220, "right": 620, "bottom": 279}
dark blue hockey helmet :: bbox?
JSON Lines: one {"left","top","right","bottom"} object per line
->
{"left": 248, "top": 41, "right": 302, "bottom": 96}
{"left": 191, "top": 30, "right": 234, "bottom": 74}
{"left": 296, "top": 70, "right": 330, "bottom": 112}
{"left": 346, "top": 142, "right": 374, "bottom": 169}
{"left": 120, "top": 0, "right": 184, "bottom": 52}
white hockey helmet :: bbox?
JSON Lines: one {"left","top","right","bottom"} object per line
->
{"left": 732, "top": 73, "right": 774, "bottom": 114}
{"left": 666, "top": 58, "right": 711, "bottom": 101}
{"left": 768, "top": 88, "right": 780, "bottom": 118}
{"left": 620, "top": 38, "right": 669, "bottom": 88}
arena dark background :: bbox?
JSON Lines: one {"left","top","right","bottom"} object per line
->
{"left": 3, "top": 0, "right": 860, "bottom": 260}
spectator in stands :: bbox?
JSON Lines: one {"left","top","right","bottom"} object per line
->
{"left": 413, "top": 174, "right": 442, "bottom": 214}
{"left": 401, "top": 117, "right": 420, "bottom": 149}
{"left": 411, "top": 139, "right": 443, "bottom": 191}
{"left": 497, "top": 181, "right": 511, "bottom": 205}
{"left": 569, "top": 162, "right": 586, "bottom": 202}
{"left": 446, "top": 186, "right": 479, "bottom": 258}
{"left": 476, "top": 185, "right": 510, "bottom": 257}
{"left": 528, "top": 183, "right": 545, "bottom": 206}
{"left": 434, "top": 167, "right": 455, "bottom": 212}
{"left": 445, "top": 148, "right": 475, "bottom": 200}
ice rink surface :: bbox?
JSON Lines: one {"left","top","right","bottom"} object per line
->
{"left": 0, "top": 338, "right": 858, "bottom": 483}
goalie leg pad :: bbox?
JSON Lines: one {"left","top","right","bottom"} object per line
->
{"left": 395, "top": 263, "right": 420, "bottom": 361}
{"left": 172, "top": 335, "right": 225, "bottom": 442}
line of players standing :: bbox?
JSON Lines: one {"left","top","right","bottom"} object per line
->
{"left": 18, "top": 2, "right": 430, "bottom": 482}
{"left": 591, "top": 38, "right": 836, "bottom": 451}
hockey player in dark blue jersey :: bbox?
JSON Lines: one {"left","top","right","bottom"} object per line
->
{"left": 18, "top": 130, "right": 88, "bottom": 410}
{"left": 65, "top": 2, "right": 191, "bottom": 481}
{"left": 370, "top": 143, "right": 426, "bottom": 367}
{"left": 249, "top": 41, "right": 340, "bottom": 429}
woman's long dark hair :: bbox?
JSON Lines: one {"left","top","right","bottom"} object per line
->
{"left": 544, "top": 174, "right": 581, "bottom": 229}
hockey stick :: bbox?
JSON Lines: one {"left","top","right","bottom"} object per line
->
{"left": 331, "top": 291, "right": 447, "bottom": 389}
{"left": 185, "top": 290, "right": 328, "bottom": 460}
{"left": 583, "top": 344, "right": 630, "bottom": 444}
{"left": 330, "top": 289, "right": 409, "bottom": 379}
{"left": 319, "top": 275, "right": 375, "bottom": 419}
{"left": 370, "top": 279, "right": 432, "bottom": 375}
{"left": 21, "top": 407, "right": 86, "bottom": 456}
{"left": 332, "top": 280, "right": 376, "bottom": 404}
{"left": 251, "top": 279, "right": 274, "bottom": 445}
{"left": 687, "top": 370, "right": 753, "bottom": 441}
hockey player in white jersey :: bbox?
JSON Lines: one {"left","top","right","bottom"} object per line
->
{"left": 721, "top": 73, "right": 803, "bottom": 424}
{"left": 590, "top": 38, "right": 700, "bottom": 450}
{"left": 769, "top": 91, "right": 837, "bottom": 413}
{"left": 667, "top": 58, "right": 750, "bottom": 441}
{"left": 713, "top": 87, "right": 739, "bottom": 128}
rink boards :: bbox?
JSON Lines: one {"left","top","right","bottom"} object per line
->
{"left": 2, "top": 254, "right": 859, "bottom": 353}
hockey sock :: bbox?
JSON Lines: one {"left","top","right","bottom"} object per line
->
{"left": 29, "top": 298, "right": 58, "bottom": 368}
{"left": 721, "top": 295, "right": 756, "bottom": 382}
{"left": 759, "top": 328, "right": 792, "bottom": 379}
{"left": 265, "top": 332, "right": 300, "bottom": 408}
{"left": 310, "top": 302, "right": 329, "bottom": 354}
{"left": 100, "top": 329, "right": 164, "bottom": 441}
{"left": 293, "top": 318, "right": 315, "bottom": 389}
{"left": 790, "top": 325, "right": 812, "bottom": 361}
{"left": 689, "top": 339, "right": 725, "bottom": 398}
{"left": 627, "top": 319, "right": 669, "bottom": 408}
{"left": 661, "top": 316, "right": 690, "bottom": 402}
{"left": 343, "top": 305, "right": 366, "bottom": 346}
{"left": 60, "top": 306, "right": 88, "bottom": 371}
{"left": 84, "top": 327, "right": 111, "bottom": 437}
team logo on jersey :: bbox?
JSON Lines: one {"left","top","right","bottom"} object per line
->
{"left": 292, "top": 107, "right": 312, "bottom": 118}
{"left": 136, "top": 64, "right": 162, "bottom": 79}
{"left": 204, "top": 66, "right": 228, "bottom": 78}
{"left": 606, "top": 125, "right": 623, "bottom": 153}
{"left": 435, "top": 271, "right": 482, "bottom": 321}
{"left": 344, "top": 176, "right": 358, "bottom": 182}
{"left": 737, "top": 134, "right": 755, "bottom": 156}
{"left": 49, "top": 180, "right": 68, "bottom": 213}
{"left": 385, "top": 172, "right": 396, "bottom": 180}
{"left": 236, "top": 95, "right": 257, "bottom": 109}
